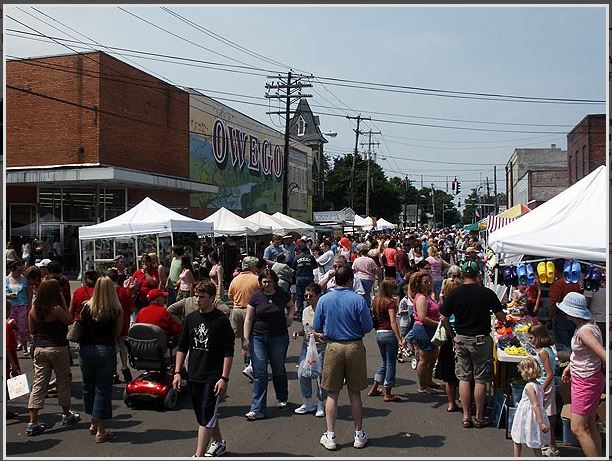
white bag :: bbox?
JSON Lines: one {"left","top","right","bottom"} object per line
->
{"left": 7, "top": 373, "right": 30, "bottom": 400}
{"left": 431, "top": 322, "right": 448, "bottom": 347}
{"left": 302, "top": 334, "right": 320, "bottom": 378}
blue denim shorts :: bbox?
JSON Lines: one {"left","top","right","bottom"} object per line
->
{"left": 412, "top": 323, "right": 437, "bottom": 352}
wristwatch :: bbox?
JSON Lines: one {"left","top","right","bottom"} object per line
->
{"left": 174, "top": 371, "right": 181, "bottom": 376}
{"left": 220, "top": 376, "right": 229, "bottom": 382}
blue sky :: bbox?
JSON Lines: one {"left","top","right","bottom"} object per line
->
{"left": 4, "top": 5, "right": 607, "bottom": 204}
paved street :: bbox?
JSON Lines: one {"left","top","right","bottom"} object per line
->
{"left": 4, "top": 317, "right": 586, "bottom": 458}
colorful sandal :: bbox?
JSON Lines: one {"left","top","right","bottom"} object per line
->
{"left": 563, "top": 260, "right": 572, "bottom": 283}
{"left": 584, "top": 265, "right": 593, "bottom": 291}
{"left": 570, "top": 261, "right": 582, "bottom": 284}
{"left": 516, "top": 264, "right": 527, "bottom": 286}
{"left": 537, "top": 262, "right": 547, "bottom": 284}
{"left": 591, "top": 268, "right": 602, "bottom": 292}
{"left": 525, "top": 264, "right": 536, "bottom": 286}
{"left": 546, "top": 260, "right": 555, "bottom": 284}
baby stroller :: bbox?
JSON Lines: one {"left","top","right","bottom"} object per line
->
{"left": 124, "top": 323, "right": 181, "bottom": 411}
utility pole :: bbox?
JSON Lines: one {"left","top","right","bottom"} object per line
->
{"left": 446, "top": 176, "right": 449, "bottom": 194}
{"left": 360, "top": 130, "right": 380, "bottom": 217}
{"left": 431, "top": 183, "right": 436, "bottom": 229}
{"left": 420, "top": 175, "right": 424, "bottom": 189}
{"left": 494, "top": 165, "right": 499, "bottom": 215}
{"left": 347, "top": 115, "right": 370, "bottom": 209}
{"left": 265, "top": 71, "right": 312, "bottom": 215}
{"left": 403, "top": 175, "right": 409, "bottom": 229}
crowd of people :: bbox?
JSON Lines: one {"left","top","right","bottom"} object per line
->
{"left": 5, "top": 227, "right": 607, "bottom": 457}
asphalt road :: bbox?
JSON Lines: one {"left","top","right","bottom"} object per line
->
{"left": 4, "top": 320, "right": 589, "bottom": 458}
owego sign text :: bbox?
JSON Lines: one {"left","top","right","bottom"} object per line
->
{"left": 212, "top": 119, "right": 283, "bottom": 180}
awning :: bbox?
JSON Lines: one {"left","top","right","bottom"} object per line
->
{"left": 496, "top": 204, "right": 530, "bottom": 219}
{"left": 463, "top": 223, "right": 480, "bottom": 232}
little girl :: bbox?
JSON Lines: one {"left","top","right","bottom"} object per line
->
{"left": 528, "top": 323, "right": 559, "bottom": 456}
{"left": 511, "top": 356, "right": 550, "bottom": 457}
{"left": 396, "top": 283, "right": 414, "bottom": 362}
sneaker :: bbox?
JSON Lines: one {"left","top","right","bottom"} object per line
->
{"left": 354, "top": 430, "right": 368, "bottom": 448}
{"left": 242, "top": 365, "right": 253, "bottom": 382}
{"left": 315, "top": 402, "right": 325, "bottom": 418}
{"left": 61, "top": 410, "right": 81, "bottom": 426}
{"left": 320, "top": 432, "right": 337, "bottom": 450}
{"left": 294, "top": 403, "right": 316, "bottom": 414}
{"left": 541, "top": 447, "right": 560, "bottom": 457}
{"left": 26, "top": 422, "right": 46, "bottom": 436}
{"left": 245, "top": 410, "right": 265, "bottom": 421}
{"left": 204, "top": 440, "right": 227, "bottom": 457}
{"left": 277, "top": 401, "right": 288, "bottom": 410}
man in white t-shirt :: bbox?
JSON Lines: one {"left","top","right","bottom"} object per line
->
{"left": 319, "top": 255, "right": 365, "bottom": 296}
{"left": 316, "top": 240, "right": 335, "bottom": 281}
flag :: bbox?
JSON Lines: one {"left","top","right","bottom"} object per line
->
{"left": 475, "top": 206, "right": 481, "bottom": 219}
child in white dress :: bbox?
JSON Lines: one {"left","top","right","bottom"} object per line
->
{"left": 511, "top": 356, "right": 550, "bottom": 457}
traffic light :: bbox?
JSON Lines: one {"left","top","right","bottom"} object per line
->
{"left": 451, "top": 177, "right": 457, "bottom": 192}
{"left": 455, "top": 181, "right": 461, "bottom": 195}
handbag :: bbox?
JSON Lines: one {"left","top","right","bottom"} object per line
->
{"left": 431, "top": 321, "right": 448, "bottom": 346}
{"left": 7, "top": 373, "right": 30, "bottom": 400}
{"left": 66, "top": 320, "right": 83, "bottom": 343}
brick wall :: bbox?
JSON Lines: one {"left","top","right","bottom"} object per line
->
{"left": 567, "top": 114, "right": 606, "bottom": 184}
{"left": 6, "top": 52, "right": 190, "bottom": 177}
{"left": 128, "top": 188, "right": 189, "bottom": 209}
{"left": 528, "top": 169, "right": 569, "bottom": 202}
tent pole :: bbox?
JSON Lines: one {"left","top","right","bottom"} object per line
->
{"left": 170, "top": 232, "right": 175, "bottom": 248}
{"left": 78, "top": 238, "right": 83, "bottom": 281}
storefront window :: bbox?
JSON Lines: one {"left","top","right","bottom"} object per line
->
{"left": 102, "top": 189, "right": 126, "bottom": 220}
{"left": 38, "top": 189, "right": 62, "bottom": 222}
{"left": 63, "top": 188, "right": 97, "bottom": 222}
{"left": 10, "top": 204, "right": 37, "bottom": 238}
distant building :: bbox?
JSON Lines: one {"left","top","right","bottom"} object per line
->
{"left": 505, "top": 144, "right": 569, "bottom": 209}
{"left": 566, "top": 114, "right": 606, "bottom": 185}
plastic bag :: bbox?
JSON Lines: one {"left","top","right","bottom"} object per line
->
{"left": 431, "top": 322, "right": 447, "bottom": 346}
{"left": 302, "top": 334, "right": 320, "bottom": 378}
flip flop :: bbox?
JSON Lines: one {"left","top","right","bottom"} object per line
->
{"left": 95, "top": 431, "right": 114, "bottom": 443}
{"left": 525, "top": 264, "right": 536, "bottom": 286}
{"left": 368, "top": 388, "right": 383, "bottom": 397}
{"left": 502, "top": 266, "right": 513, "bottom": 287}
{"left": 583, "top": 265, "right": 593, "bottom": 291}
{"left": 570, "top": 261, "right": 582, "bottom": 284}
{"left": 462, "top": 417, "right": 473, "bottom": 429}
{"left": 563, "top": 261, "right": 572, "bottom": 283}
{"left": 590, "top": 268, "right": 602, "bottom": 292}
{"left": 383, "top": 395, "right": 403, "bottom": 402}
{"left": 546, "top": 261, "right": 555, "bottom": 285}
{"left": 446, "top": 406, "right": 461, "bottom": 413}
{"left": 516, "top": 264, "right": 527, "bottom": 286}
{"left": 536, "top": 262, "right": 547, "bottom": 284}
{"left": 511, "top": 266, "right": 518, "bottom": 286}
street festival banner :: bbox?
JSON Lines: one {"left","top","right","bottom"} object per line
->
{"left": 189, "top": 92, "right": 312, "bottom": 222}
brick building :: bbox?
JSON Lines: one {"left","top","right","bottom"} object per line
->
{"left": 566, "top": 114, "right": 606, "bottom": 185}
{"left": 6, "top": 51, "right": 313, "bottom": 272}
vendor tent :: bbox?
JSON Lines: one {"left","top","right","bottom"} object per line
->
{"left": 489, "top": 165, "right": 606, "bottom": 261}
{"left": 353, "top": 214, "right": 373, "bottom": 228}
{"left": 246, "top": 211, "right": 294, "bottom": 235}
{"left": 203, "top": 207, "right": 272, "bottom": 237}
{"left": 271, "top": 212, "right": 314, "bottom": 236}
{"left": 376, "top": 218, "right": 396, "bottom": 230}
{"left": 78, "top": 197, "right": 213, "bottom": 240}
{"left": 496, "top": 204, "right": 530, "bottom": 219}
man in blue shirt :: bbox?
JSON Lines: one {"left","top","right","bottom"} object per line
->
{"left": 263, "top": 235, "right": 285, "bottom": 267}
{"left": 313, "top": 266, "right": 373, "bottom": 451}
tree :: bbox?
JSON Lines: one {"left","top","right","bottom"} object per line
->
{"left": 324, "top": 154, "right": 402, "bottom": 221}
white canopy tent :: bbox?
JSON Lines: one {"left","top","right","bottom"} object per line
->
{"left": 246, "top": 211, "right": 295, "bottom": 235}
{"left": 271, "top": 212, "right": 315, "bottom": 236}
{"left": 376, "top": 218, "right": 397, "bottom": 231}
{"left": 79, "top": 197, "right": 213, "bottom": 240}
{"left": 353, "top": 214, "right": 373, "bottom": 228}
{"left": 203, "top": 207, "right": 272, "bottom": 237}
{"left": 489, "top": 165, "right": 607, "bottom": 262}
{"left": 78, "top": 197, "right": 214, "bottom": 274}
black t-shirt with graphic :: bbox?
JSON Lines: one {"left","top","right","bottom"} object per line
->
{"left": 292, "top": 254, "right": 317, "bottom": 278}
{"left": 439, "top": 283, "right": 503, "bottom": 336}
{"left": 248, "top": 289, "right": 292, "bottom": 336}
{"left": 177, "top": 308, "right": 234, "bottom": 383}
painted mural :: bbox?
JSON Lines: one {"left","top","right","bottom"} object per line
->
{"left": 189, "top": 92, "right": 312, "bottom": 222}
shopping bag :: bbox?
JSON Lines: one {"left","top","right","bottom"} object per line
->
{"left": 66, "top": 320, "right": 83, "bottom": 343}
{"left": 302, "top": 334, "right": 320, "bottom": 378}
{"left": 7, "top": 373, "right": 30, "bottom": 400}
{"left": 431, "top": 322, "right": 447, "bottom": 346}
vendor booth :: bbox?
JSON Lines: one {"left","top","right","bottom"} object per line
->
{"left": 78, "top": 197, "right": 214, "bottom": 273}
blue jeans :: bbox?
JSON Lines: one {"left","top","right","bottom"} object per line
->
{"left": 79, "top": 344, "right": 117, "bottom": 420}
{"left": 295, "top": 276, "right": 314, "bottom": 318}
{"left": 361, "top": 279, "right": 374, "bottom": 309}
{"left": 165, "top": 285, "right": 177, "bottom": 306}
{"left": 433, "top": 279, "right": 443, "bottom": 298}
{"left": 553, "top": 314, "right": 576, "bottom": 349}
{"left": 250, "top": 333, "right": 289, "bottom": 414}
{"left": 297, "top": 342, "right": 327, "bottom": 402}
{"left": 374, "top": 330, "right": 399, "bottom": 388}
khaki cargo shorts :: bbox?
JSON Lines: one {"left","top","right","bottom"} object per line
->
{"left": 321, "top": 340, "right": 368, "bottom": 392}
{"left": 453, "top": 334, "right": 494, "bottom": 384}
{"left": 230, "top": 307, "right": 246, "bottom": 339}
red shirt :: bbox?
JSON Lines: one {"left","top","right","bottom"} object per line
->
{"left": 70, "top": 286, "right": 95, "bottom": 320}
{"left": 374, "top": 298, "right": 396, "bottom": 331}
{"left": 116, "top": 286, "right": 134, "bottom": 337}
{"left": 135, "top": 304, "right": 181, "bottom": 339}
{"left": 382, "top": 247, "right": 397, "bottom": 267}
{"left": 132, "top": 268, "right": 160, "bottom": 304}
{"left": 394, "top": 249, "right": 408, "bottom": 274}
{"left": 6, "top": 319, "right": 18, "bottom": 351}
